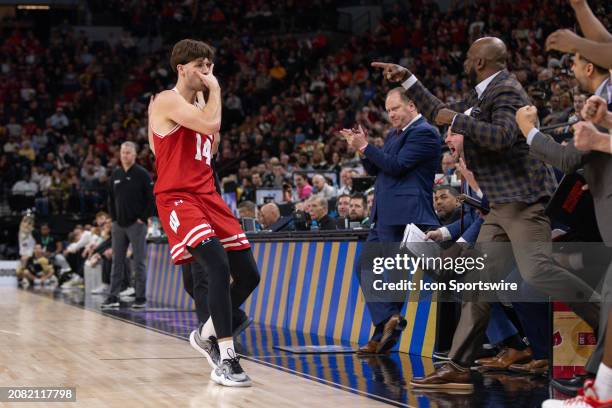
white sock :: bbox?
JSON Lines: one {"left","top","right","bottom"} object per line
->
{"left": 199, "top": 317, "right": 216, "bottom": 339}
{"left": 594, "top": 363, "right": 612, "bottom": 400}
{"left": 218, "top": 339, "right": 236, "bottom": 362}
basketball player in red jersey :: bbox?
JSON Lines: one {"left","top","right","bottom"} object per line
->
{"left": 148, "top": 39, "right": 259, "bottom": 387}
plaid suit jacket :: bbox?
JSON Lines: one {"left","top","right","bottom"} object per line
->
{"left": 406, "top": 69, "right": 557, "bottom": 205}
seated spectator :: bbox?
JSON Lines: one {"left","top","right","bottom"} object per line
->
{"left": 61, "top": 224, "right": 95, "bottom": 289}
{"left": 336, "top": 194, "right": 351, "bottom": 218}
{"left": 257, "top": 203, "right": 277, "bottom": 229}
{"left": 312, "top": 174, "right": 336, "bottom": 200}
{"left": 18, "top": 140, "right": 36, "bottom": 162}
{"left": 307, "top": 196, "right": 337, "bottom": 230}
{"left": 84, "top": 212, "right": 115, "bottom": 295}
{"left": 348, "top": 193, "right": 370, "bottom": 228}
{"left": 48, "top": 107, "right": 69, "bottom": 130}
{"left": 48, "top": 169, "right": 71, "bottom": 214}
{"left": 251, "top": 172, "right": 264, "bottom": 190}
{"left": 17, "top": 244, "right": 57, "bottom": 288}
{"left": 441, "top": 152, "right": 456, "bottom": 176}
{"left": 82, "top": 212, "right": 110, "bottom": 260}
{"left": 433, "top": 185, "right": 461, "bottom": 225}
{"left": 338, "top": 167, "right": 358, "bottom": 195}
{"left": 366, "top": 189, "right": 374, "bottom": 216}
{"left": 12, "top": 174, "right": 39, "bottom": 197}
{"left": 34, "top": 222, "right": 70, "bottom": 275}
{"left": 238, "top": 200, "right": 257, "bottom": 219}
{"left": 295, "top": 173, "right": 313, "bottom": 201}
{"left": 270, "top": 162, "right": 287, "bottom": 188}
{"left": 34, "top": 222, "right": 61, "bottom": 255}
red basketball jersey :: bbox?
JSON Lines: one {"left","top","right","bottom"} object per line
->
{"left": 152, "top": 123, "right": 216, "bottom": 195}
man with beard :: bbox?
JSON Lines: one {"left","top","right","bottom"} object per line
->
{"left": 515, "top": 53, "right": 610, "bottom": 397}
{"left": 372, "top": 37, "right": 600, "bottom": 389}
{"left": 570, "top": 54, "right": 610, "bottom": 112}
{"left": 348, "top": 193, "right": 370, "bottom": 228}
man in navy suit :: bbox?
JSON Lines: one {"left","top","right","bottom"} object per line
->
{"left": 341, "top": 87, "right": 441, "bottom": 354}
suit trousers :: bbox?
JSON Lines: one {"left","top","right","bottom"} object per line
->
{"left": 361, "top": 224, "right": 406, "bottom": 333}
{"left": 585, "top": 260, "right": 612, "bottom": 373}
{"left": 449, "top": 201, "right": 600, "bottom": 365}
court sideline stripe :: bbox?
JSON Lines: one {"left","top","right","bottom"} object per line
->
{"left": 27, "top": 289, "right": 413, "bottom": 408}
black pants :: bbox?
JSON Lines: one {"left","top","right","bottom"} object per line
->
{"left": 182, "top": 248, "right": 260, "bottom": 329}
{"left": 65, "top": 250, "right": 84, "bottom": 277}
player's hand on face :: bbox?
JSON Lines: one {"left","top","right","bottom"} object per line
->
{"left": 196, "top": 63, "right": 220, "bottom": 90}
{"left": 371, "top": 62, "right": 412, "bottom": 83}
{"left": 195, "top": 91, "right": 206, "bottom": 110}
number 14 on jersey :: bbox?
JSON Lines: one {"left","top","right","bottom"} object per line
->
{"left": 195, "top": 133, "right": 212, "bottom": 165}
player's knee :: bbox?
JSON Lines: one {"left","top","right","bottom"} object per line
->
{"left": 228, "top": 250, "right": 260, "bottom": 289}
{"left": 189, "top": 237, "right": 230, "bottom": 277}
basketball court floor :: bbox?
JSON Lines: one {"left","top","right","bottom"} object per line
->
{"left": 1, "top": 286, "right": 552, "bottom": 407}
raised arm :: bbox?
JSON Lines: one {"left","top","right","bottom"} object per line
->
{"left": 546, "top": 29, "right": 612, "bottom": 69}
{"left": 371, "top": 61, "right": 467, "bottom": 124}
{"left": 570, "top": 0, "right": 612, "bottom": 43}
{"left": 195, "top": 91, "right": 221, "bottom": 154}
{"left": 517, "top": 106, "right": 588, "bottom": 173}
{"left": 153, "top": 67, "right": 222, "bottom": 135}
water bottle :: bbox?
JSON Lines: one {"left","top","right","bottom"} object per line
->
{"left": 310, "top": 220, "right": 319, "bottom": 231}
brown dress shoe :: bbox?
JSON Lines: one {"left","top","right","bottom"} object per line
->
{"left": 509, "top": 359, "right": 549, "bottom": 375}
{"left": 474, "top": 347, "right": 533, "bottom": 371}
{"left": 376, "top": 314, "right": 407, "bottom": 354}
{"left": 410, "top": 362, "right": 473, "bottom": 390}
{"left": 474, "top": 348, "right": 507, "bottom": 366}
{"left": 357, "top": 340, "right": 383, "bottom": 355}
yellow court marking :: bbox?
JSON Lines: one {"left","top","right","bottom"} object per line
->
{"left": 317, "top": 243, "right": 341, "bottom": 336}
{"left": 302, "top": 244, "right": 325, "bottom": 333}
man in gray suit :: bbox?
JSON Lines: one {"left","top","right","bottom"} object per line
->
{"left": 516, "top": 60, "right": 611, "bottom": 396}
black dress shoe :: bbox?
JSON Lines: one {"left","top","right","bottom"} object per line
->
{"left": 551, "top": 373, "right": 595, "bottom": 396}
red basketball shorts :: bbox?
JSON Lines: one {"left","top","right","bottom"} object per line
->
{"left": 156, "top": 191, "right": 250, "bottom": 265}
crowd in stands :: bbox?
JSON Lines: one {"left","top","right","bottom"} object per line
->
{"left": 16, "top": 209, "right": 136, "bottom": 292}
{"left": 5, "top": 2, "right": 612, "bottom": 405}
{"left": 1, "top": 0, "right": 610, "bottom": 235}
